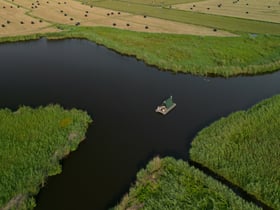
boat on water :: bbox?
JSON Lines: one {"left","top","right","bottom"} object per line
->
{"left": 155, "top": 96, "right": 176, "bottom": 115}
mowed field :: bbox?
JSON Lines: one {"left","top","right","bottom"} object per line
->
{"left": 0, "top": 0, "right": 234, "bottom": 37}
{"left": 0, "top": 1, "right": 58, "bottom": 37}
{"left": 174, "top": 0, "right": 280, "bottom": 24}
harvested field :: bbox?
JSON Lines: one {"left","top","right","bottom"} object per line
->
{"left": 0, "top": 1, "right": 57, "bottom": 37}
{"left": 174, "top": 0, "right": 280, "bottom": 24}
{"left": 1, "top": 0, "right": 234, "bottom": 36}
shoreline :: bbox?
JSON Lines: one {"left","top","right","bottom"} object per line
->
{"left": 0, "top": 26, "right": 280, "bottom": 78}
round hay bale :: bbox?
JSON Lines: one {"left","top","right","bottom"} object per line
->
{"left": 144, "top": 15, "right": 147, "bottom": 18}
{"left": 31, "top": 21, "right": 34, "bottom": 24}
{"left": 64, "top": 2, "right": 67, "bottom": 4}
{"left": 70, "top": 18, "right": 73, "bottom": 21}
{"left": 145, "top": 25, "right": 149, "bottom": 29}
{"left": 20, "top": 21, "right": 24, "bottom": 24}
{"left": 107, "top": 13, "right": 110, "bottom": 16}
{"left": 3, "top": 6, "right": 5, "bottom": 9}
{"left": 113, "top": 23, "right": 116, "bottom": 26}
{"left": 39, "top": 19, "right": 43, "bottom": 23}
{"left": 213, "top": 28, "right": 217, "bottom": 32}
{"left": 64, "top": 13, "right": 67, "bottom": 16}
{"left": 118, "top": 12, "right": 121, "bottom": 15}
{"left": 6, "top": 20, "right": 10, "bottom": 24}
{"left": 126, "top": 23, "right": 130, "bottom": 26}
{"left": 1, "top": 24, "right": 5, "bottom": 28}
{"left": 84, "top": 14, "right": 88, "bottom": 17}
{"left": 111, "top": 12, "right": 114, "bottom": 15}
{"left": 75, "top": 22, "right": 80, "bottom": 26}
{"left": 246, "top": 11, "right": 248, "bottom": 14}
{"left": 10, "top": 6, "right": 13, "bottom": 8}
{"left": 60, "top": 10, "right": 63, "bottom": 13}
{"left": 85, "top": 11, "right": 88, "bottom": 13}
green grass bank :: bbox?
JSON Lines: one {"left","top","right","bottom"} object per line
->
{"left": 2, "top": 26, "right": 280, "bottom": 77}
{"left": 0, "top": 105, "right": 92, "bottom": 210}
{"left": 113, "top": 157, "right": 259, "bottom": 210}
{"left": 190, "top": 95, "right": 280, "bottom": 209}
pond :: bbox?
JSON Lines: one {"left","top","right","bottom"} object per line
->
{"left": 0, "top": 39, "right": 279, "bottom": 210}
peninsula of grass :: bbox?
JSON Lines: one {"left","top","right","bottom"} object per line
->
{"left": 190, "top": 95, "right": 280, "bottom": 209}
{"left": 113, "top": 157, "right": 259, "bottom": 210}
{"left": 0, "top": 105, "right": 92, "bottom": 210}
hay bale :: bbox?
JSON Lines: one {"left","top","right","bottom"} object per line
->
{"left": 31, "top": 21, "right": 34, "bottom": 24}
{"left": 64, "top": 13, "right": 67, "bottom": 16}
{"left": 118, "top": 12, "right": 121, "bottom": 15}
{"left": 213, "top": 28, "right": 217, "bottom": 32}
{"left": 1, "top": 24, "right": 5, "bottom": 28}
{"left": 39, "top": 19, "right": 43, "bottom": 23}
{"left": 20, "top": 21, "right": 24, "bottom": 24}
{"left": 126, "top": 23, "right": 130, "bottom": 26}
{"left": 70, "top": 18, "right": 73, "bottom": 21}
{"left": 84, "top": 14, "right": 88, "bottom": 17}
{"left": 145, "top": 25, "right": 149, "bottom": 29}
{"left": 6, "top": 20, "right": 10, "bottom": 24}
{"left": 75, "top": 22, "right": 80, "bottom": 26}
{"left": 112, "top": 23, "right": 116, "bottom": 26}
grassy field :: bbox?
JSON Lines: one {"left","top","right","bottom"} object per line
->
{"left": 113, "top": 157, "right": 260, "bottom": 210}
{"left": 190, "top": 95, "right": 280, "bottom": 209}
{"left": 175, "top": 0, "right": 280, "bottom": 24}
{"left": 0, "top": 105, "right": 92, "bottom": 210}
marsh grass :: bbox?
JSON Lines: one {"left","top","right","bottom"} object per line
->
{"left": 48, "top": 26, "right": 280, "bottom": 77}
{"left": 0, "top": 105, "right": 92, "bottom": 210}
{"left": 190, "top": 95, "right": 280, "bottom": 209}
{"left": 113, "top": 157, "right": 260, "bottom": 210}
{"left": 1, "top": 26, "right": 280, "bottom": 77}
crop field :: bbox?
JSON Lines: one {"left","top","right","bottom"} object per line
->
{"left": 89, "top": 0, "right": 280, "bottom": 34}
{"left": 0, "top": 0, "right": 234, "bottom": 37}
{"left": 0, "top": 1, "right": 57, "bottom": 37}
{"left": 174, "top": 0, "right": 280, "bottom": 24}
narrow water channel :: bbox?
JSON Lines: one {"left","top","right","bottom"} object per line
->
{"left": 0, "top": 39, "right": 279, "bottom": 210}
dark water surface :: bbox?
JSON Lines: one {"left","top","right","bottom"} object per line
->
{"left": 0, "top": 39, "right": 280, "bottom": 210}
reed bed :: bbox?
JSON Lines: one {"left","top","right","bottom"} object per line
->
{"left": 0, "top": 105, "right": 92, "bottom": 210}
{"left": 190, "top": 95, "right": 280, "bottom": 209}
{"left": 113, "top": 157, "right": 259, "bottom": 210}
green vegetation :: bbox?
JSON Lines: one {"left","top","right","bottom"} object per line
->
{"left": 190, "top": 95, "right": 280, "bottom": 209}
{"left": 113, "top": 157, "right": 259, "bottom": 210}
{"left": 39, "top": 26, "right": 280, "bottom": 76}
{"left": 0, "top": 105, "right": 92, "bottom": 210}
{"left": 83, "top": 0, "right": 280, "bottom": 35}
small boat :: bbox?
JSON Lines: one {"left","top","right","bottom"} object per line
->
{"left": 155, "top": 96, "right": 176, "bottom": 115}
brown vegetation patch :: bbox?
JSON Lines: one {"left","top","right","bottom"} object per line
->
{"left": 174, "top": 0, "right": 280, "bottom": 24}
{"left": 0, "top": 0, "right": 58, "bottom": 37}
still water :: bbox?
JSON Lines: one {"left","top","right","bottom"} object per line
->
{"left": 0, "top": 39, "right": 279, "bottom": 210}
